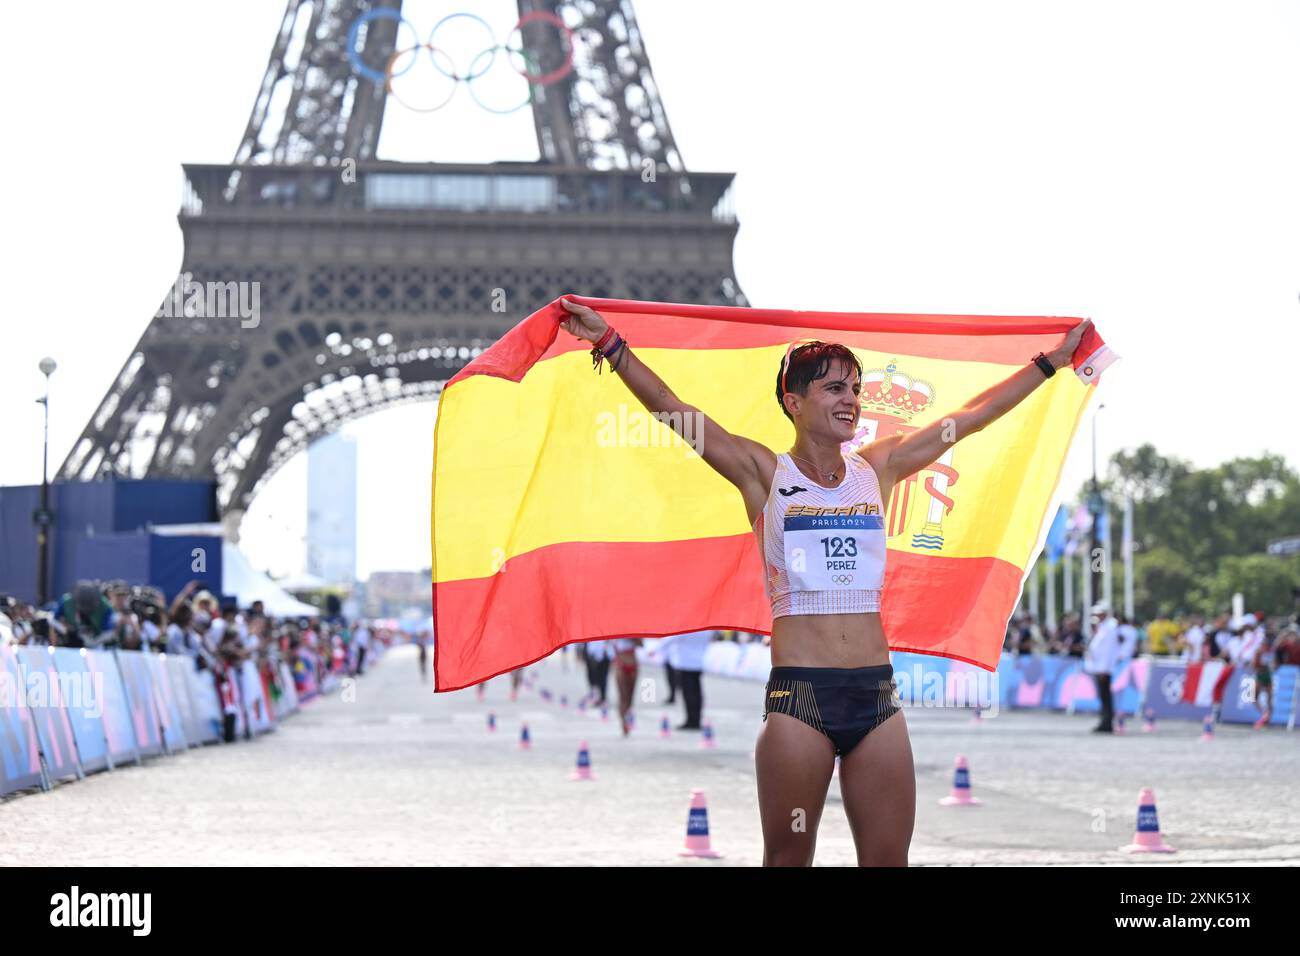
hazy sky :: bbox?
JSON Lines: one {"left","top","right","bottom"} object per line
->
{"left": 4, "top": 0, "right": 1298, "bottom": 578}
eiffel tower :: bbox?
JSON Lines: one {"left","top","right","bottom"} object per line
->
{"left": 59, "top": 0, "right": 746, "bottom": 529}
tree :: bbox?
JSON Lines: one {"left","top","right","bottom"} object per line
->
{"left": 1082, "top": 444, "right": 1300, "bottom": 619}
{"left": 1192, "top": 554, "right": 1300, "bottom": 618}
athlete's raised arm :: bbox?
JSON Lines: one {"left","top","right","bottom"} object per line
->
{"left": 559, "top": 298, "right": 774, "bottom": 512}
{"left": 863, "top": 318, "right": 1093, "bottom": 487}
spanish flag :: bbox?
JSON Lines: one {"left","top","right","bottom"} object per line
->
{"left": 431, "top": 296, "right": 1115, "bottom": 691}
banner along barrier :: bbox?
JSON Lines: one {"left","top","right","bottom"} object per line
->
{"left": 83, "top": 649, "right": 139, "bottom": 766}
{"left": 1220, "top": 665, "right": 1298, "bottom": 728}
{"left": 113, "top": 649, "right": 165, "bottom": 757}
{"left": 240, "top": 660, "right": 273, "bottom": 735}
{"left": 164, "top": 655, "right": 209, "bottom": 746}
{"left": 275, "top": 662, "right": 299, "bottom": 719}
{"left": 689, "top": 647, "right": 1250, "bottom": 727}
{"left": 0, "top": 643, "right": 44, "bottom": 795}
{"left": 144, "top": 654, "right": 189, "bottom": 753}
{"left": 15, "top": 646, "right": 83, "bottom": 784}
{"left": 1144, "top": 659, "right": 1219, "bottom": 723}
{"left": 48, "top": 647, "right": 110, "bottom": 774}
{"left": 1058, "top": 657, "right": 1148, "bottom": 716}
{"left": 186, "top": 665, "right": 223, "bottom": 743}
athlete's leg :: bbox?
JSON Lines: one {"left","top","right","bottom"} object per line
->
{"left": 755, "top": 712, "right": 835, "bottom": 866}
{"left": 837, "top": 709, "right": 915, "bottom": 866}
{"left": 616, "top": 662, "right": 636, "bottom": 728}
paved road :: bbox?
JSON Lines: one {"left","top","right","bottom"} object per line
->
{"left": 2, "top": 644, "right": 1297, "bottom": 865}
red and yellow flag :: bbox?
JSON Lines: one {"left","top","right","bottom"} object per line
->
{"left": 431, "top": 296, "right": 1115, "bottom": 690}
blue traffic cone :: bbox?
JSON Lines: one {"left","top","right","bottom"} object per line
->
{"left": 678, "top": 789, "right": 723, "bottom": 858}
{"left": 1119, "top": 787, "right": 1176, "bottom": 853}
{"left": 570, "top": 741, "right": 595, "bottom": 781}
{"left": 939, "top": 754, "right": 982, "bottom": 806}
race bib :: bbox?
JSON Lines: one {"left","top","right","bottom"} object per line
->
{"left": 784, "top": 514, "right": 885, "bottom": 591}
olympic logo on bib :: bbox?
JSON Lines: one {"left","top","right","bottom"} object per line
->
{"left": 831, "top": 575, "right": 854, "bottom": 586}
{"left": 346, "top": 9, "right": 575, "bottom": 114}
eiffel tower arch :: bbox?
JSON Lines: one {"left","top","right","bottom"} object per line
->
{"left": 59, "top": 0, "right": 747, "bottom": 527}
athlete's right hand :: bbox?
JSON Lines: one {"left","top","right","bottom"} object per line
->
{"left": 558, "top": 297, "right": 608, "bottom": 344}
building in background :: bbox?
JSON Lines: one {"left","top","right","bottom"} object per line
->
{"left": 365, "top": 569, "right": 432, "bottom": 619}
{"left": 306, "top": 433, "right": 357, "bottom": 586}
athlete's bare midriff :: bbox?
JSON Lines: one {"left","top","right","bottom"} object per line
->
{"left": 770, "top": 612, "right": 891, "bottom": 668}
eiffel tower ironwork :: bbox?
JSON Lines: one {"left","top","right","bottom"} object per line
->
{"left": 59, "top": 0, "right": 746, "bottom": 524}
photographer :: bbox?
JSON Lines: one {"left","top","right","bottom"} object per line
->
{"left": 131, "top": 586, "right": 166, "bottom": 652}
{"left": 97, "top": 580, "right": 142, "bottom": 650}
{"left": 55, "top": 580, "right": 114, "bottom": 649}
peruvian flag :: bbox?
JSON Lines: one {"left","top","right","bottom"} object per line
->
{"left": 1181, "top": 661, "right": 1228, "bottom": 706}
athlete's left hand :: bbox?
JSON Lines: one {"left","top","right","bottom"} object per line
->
{"left": 1048, "top": 318, "right": 1093, "bottom": 369}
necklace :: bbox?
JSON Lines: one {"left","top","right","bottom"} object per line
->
{"left": 789, "top": 450, "right": 841, "bottom": 483}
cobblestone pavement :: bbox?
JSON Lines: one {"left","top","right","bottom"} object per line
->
{"left": 2, "top": 645, "right": 1297, "bottom": 866}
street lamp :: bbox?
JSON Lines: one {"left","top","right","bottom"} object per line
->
{"left": 35, "top": 357, "right": 57, "bottom": 606}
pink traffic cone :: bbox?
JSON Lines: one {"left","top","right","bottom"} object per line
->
{"left": 660, "top": 716, "right": 672, "bottom": 739}
{"left": 1199, "top": 714, "right": 1215, "bottom": 742}
{"left": 476, "top": 684, "right": 485, "bottom": 702}
{"left": 700, "top": 721, "right": 716, "bottom": 750}
{"left": 1142, "top": 708, "right": 1156, "bottom": 733}
{"left": 1115, "top": 713, "right": 1127, "bottom": 735}
{"left": 486, "top": 712, "right": 496, "bottom": 733}
{"left": 518, "top": 723, "right": 531, "bottom": 750}
{"left": 560, "top": 695, "right": 568, "bottom": 709}
{"left": 970, "top": 708, "right": 983, "bottom": 725}
{"left": 1119, "top": 787, "right": 1176, "bottom": 853}
{"left": 678, "top": 789, "right": 723, "bottom": 859}
{"left": 569, "top": 741, "right": 596, "bottom": 781}
{"left": 600, "top": 704, "right": 609, "bottom": 723}
{"left": 939, "top": 755, "right": 982, "bottom": 806}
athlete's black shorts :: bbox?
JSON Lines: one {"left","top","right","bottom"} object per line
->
{"left": 762, "top": 664, "right": 902, "bottom": 757}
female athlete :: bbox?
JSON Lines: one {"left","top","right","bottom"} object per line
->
{"left": 559, "top": 297, "right": 1090, "bottom": 866}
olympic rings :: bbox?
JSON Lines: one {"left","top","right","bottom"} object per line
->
{"left": 831, "top": 575, "right": 854, "bottom": 586}
{"left": 345, "top": 9, "right": 574, "bottom": 114}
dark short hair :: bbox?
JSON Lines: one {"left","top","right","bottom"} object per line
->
{"left": 775, "top": 342, "right": 863, "bottom": 421}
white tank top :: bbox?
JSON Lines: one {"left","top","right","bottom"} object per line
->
{"left": 754, "top": 452, "right": 886, "bottom": 618}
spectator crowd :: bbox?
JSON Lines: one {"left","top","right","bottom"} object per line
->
{"left": 0, "top": 578, "right": 387, "bottom": 740}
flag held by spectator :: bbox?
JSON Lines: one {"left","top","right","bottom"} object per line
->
{"left": 430, "top": 296, "right": 1115, "bottom": 690}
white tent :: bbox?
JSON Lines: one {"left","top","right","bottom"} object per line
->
{"left": 274, "top": 571, "right": 330, "bottom": 592}
{"left": 150, "top": 524, "right": 324, "bottom": 617}
{"left": 220, "top": 543, "right": 321, "bottom": 618}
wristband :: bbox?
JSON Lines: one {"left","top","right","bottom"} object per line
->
{"left": 1032, "top": 352, "right": 1055, "bottom": 378}
{"left": 590, "top": 328, "right": 622, "bottom": 375}
{"left": 610, "top": 338, "right": 629, "bottom": 372}
{"left": 601, "top": 332, "right": 624, "bottom": 359}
